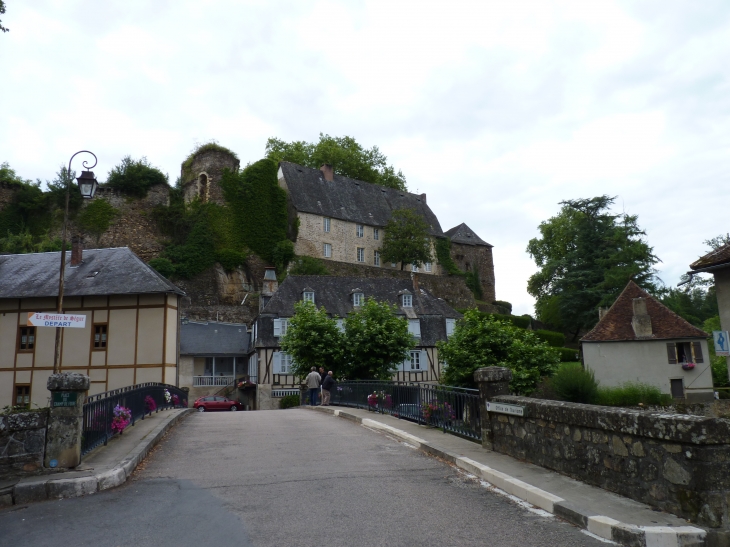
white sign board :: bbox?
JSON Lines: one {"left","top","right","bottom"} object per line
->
{"left": 714, "top": 331, "right": 730, "bottom": 357}
{"left": 486, "top": 402, "right": 526, "bottom": 417}
{"left": 28, "top": 312, "right": 86, "bottom": 328}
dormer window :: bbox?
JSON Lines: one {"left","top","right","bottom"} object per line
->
{"left": 402, "top": 293, "right": 412, "bottom": 307}
{"left": 353, "top": 292, "right": 364, "bottom": 307}
{"left": 303, "top": 290, "right": 315, "bottom": 304}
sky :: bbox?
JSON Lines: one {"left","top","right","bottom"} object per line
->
{"left": 1, "top": 0, "right": 729, "bottom": 315}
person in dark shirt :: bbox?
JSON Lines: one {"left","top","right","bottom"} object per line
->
{"left": 321, "top": 371, "right": 335, "bottom": 406}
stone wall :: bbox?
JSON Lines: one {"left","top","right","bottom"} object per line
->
{"left": 0, "top": 410, "right": 48, "bottom": 480}
{"left": 0, "top": 182, "right": 17, "bottom": 209}
{"left": 489, "top": 395, "right": 730, "bottom": 529}
{"left": 181, "top": 149, "right": 240, "bottom": 206}
{"left": 450, "top": 241, "right": 496, "bottom": 303}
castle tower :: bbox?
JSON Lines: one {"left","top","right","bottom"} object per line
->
{"left": 181, "top": 145, "right": 240, "bottom": 205}
{"left": 444, "top": 222, "right": 496, "bottom": 303}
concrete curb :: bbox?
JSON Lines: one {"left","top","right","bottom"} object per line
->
{"left": 12, "top": 408, "right": 191, "bottom": 505}
{"left": 313, "top": 407, "right": 708, "bottom": 547}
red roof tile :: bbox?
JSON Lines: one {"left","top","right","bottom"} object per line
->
{"left": 690, "top": 242, "right": 730, "bottom": 271}
{"left": 581, "top": 280, "right": 708, "bottom": 342}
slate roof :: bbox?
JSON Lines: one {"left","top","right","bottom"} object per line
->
{"left": 180, "top": 321, "right": 250, "bottom": 356}
{"left": 278, "top": 162, "right": 444, "bottom": 236}
{"left": 690, "top": 242, "right": 730, "bottom": 272}
{"left": 0, "top": 247, "right": 184, "bottom": 298}
{"left": 256, "top": 275, "right": 461, "bottom": 347}
{"left": 582, "top": 281, "right": 707, "bottom": 342}
{"left": 445, "top": 223, "right": 492, "bottom": 247}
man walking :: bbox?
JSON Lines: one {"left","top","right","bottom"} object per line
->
{"left": 305, "top": 367, "right": 321, "bottom": 407}
{"left": 321, "top": 371, "right": 335, "bottom": 406}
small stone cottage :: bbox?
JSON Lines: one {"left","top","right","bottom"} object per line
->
{"left": 582, "top": 280, "right": 713, "bottom": 401}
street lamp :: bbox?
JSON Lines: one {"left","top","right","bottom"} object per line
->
{"left": 53, "top": 151, "right": 99, "bottom": 374}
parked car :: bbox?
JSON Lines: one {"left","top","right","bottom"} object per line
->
{"left": 194, "top": 396, "right": 245, "bottom": 412}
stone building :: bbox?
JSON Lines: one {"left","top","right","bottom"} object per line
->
{"left": 181, "top": 146, "right": 240, "bottom": 205}
{"left": 444, "top": 222, "right": 495, "bottom": 303}
{"left": 582, "top": 281, "right": 713, "bottom": 401}
{"left": 248, "top": 272, "right": 462, "bottom": 410}
{"left": 0, "top": 246, "right": 183, "bottom": 409}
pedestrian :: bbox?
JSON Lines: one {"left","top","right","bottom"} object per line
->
{"left": 305, "top": 367, "right": 321, "bottom": 406}
{"left": 321, "top": 371, "right": 335, "bottom": 406}
{"left": 319, "top": 367, "right": 327, "bottom": 405}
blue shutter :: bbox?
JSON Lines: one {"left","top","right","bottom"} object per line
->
{"left": 273, "top": 319, "right": 282, "bottom": 337}
{"left": 273, "top": 352, "right": 281, "bottom": 374}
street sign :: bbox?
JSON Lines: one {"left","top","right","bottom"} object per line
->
{"left": 714, "top": 331, "right": 730, "bottom": 357}
{"left": 486, "top": 402, "right": 526, "bottom": 417}
{"left": 52, "top": 392, "right": 77, "bottom": 408}
{"left": 27, "top": 312, "right": 86, "bottom": 328}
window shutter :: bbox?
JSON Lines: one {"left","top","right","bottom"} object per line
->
{"left": 273, "top": 352, "right": 281, "bottom": 374}
{"left": 666, "top": 343, "right": 677, "bottom": 364}
{"left": 273, "top": 319, "right": 282, "bottom": 337}
{"left": 409, "top": 319, "right": 421, "bottom": 338}
{"left": 420, "top": 350, "right": 427, "bottom": 370}
{"left": 692, "top": 341, "right": 704, "bottom": 363}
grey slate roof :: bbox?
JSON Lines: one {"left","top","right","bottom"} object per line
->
{"left": 445, "top": 223, "right": 492, "bottom": 247}
{"left": 0, "top": 247, "right": 184, "bottom": 298}
{"left": 180, "top": 321, "right": 250, "bottom": 356}
{"left": 279, "top": 162, "right": 444, "bottom": 236}
{"left": 256, "top": 275, "right": 461, "bottom": 347}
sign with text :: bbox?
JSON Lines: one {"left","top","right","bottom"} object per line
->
{"left": 486, "top": 402, "right": 526, "bottom": 417}
{"left": 52, "top": 392, "right": 77, "bottom": 408}
{"left": 714, "top": 331, "right": 730, "bottom": 357}
{"left": 28, "top": 312, "right": 86, "bottom": 329}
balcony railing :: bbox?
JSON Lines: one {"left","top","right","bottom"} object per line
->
{"left": 193, "top": 376, "right": 235, "bottom": 387}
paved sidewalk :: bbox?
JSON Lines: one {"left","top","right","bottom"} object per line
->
{"left": 310, "top": 406, "right": 708, "bottom": 547}
{"left": 4, "top": 407, "right": 191, "bottom": 506}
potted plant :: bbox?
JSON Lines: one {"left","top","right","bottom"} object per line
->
{"left": 682, "top": 362, "right": 696, "bottom": 371}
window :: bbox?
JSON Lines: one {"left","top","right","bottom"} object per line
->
{"left": 424, "top": 262, "right": 432, "bottom": 272}
{"left": 374, "top": 251, "right": 381, "bottom": 267}
{"left": 353, "top": 292, "right": 364, "bottom": 307}
{"left": 391, "top": 263, "right": 396, "bottom": 268}
{"left": 357, "top": 248, "right": 365, "bottom": 262}
{"left": 323, "top": 243, "right": 332, "bottom": 258}
{"left": 324, "top": 217, "right": 331, "bottom": 233}
{"left": 275, "top": 352, "right": 294, "bottom": 374}
{"left": 402, "top": 294, "right": 413, "bottom": 307}
{"left": 373, "top": 228, "right": 379, "bottom": 240}
{"left": 336, "top": 319, "right": 345, "bottom": 332}
{"left": 412, "top": 263, "right": 419, "bottom": 272}
{"left": 18, "top": 327, "right": 35, "bottom": 351}
{"left": 666, "top": 342, "right": 704, "bottom": 364}
{"left": 303, "top": 291, "right": 315, "bottom": 304}
{"left": 274, "top": 318, "right": 290, "bottom": 337}
{"left": 446, "top": 318, "right": 456, "bottom": 337}
{"left": 409, "top": 351, "right": 421, "bottom": 370}
{"left": 356, "top": 225, "right": 364, "bottom": 238}
{"left": 93, "top": 324, "right": 107, "bottom": 349}
{"left": 408, "top": 319, "right": 421, "bottom": 338}
{"left": 15, "top": 385, "right": 30, "bottom": 409}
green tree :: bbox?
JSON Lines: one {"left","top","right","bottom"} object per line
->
{"left": 527, "top": 196, "right": 659, "bottom": 339}
{"left": 438, "top": 310, "right": 559, "bottom": 393}
{"left": 76, "top": 199, "right": 119, "bottom": 245}
{"left": 106, "top": 156, "right": 168, "bottom": 198}
{"left": 1, "top": 1, "right": 8, "bottom": 33}
{"left": 342, "top": 298, "right": 414, "bottom": 380}
{"left": 265, "top": 134, "right": 407, "bottom": 190}
{"left": 280, "top": 301, "right": 344, "bottom": 379}
{"left": 380, "top": 208, "right": 434, "bottom": 270}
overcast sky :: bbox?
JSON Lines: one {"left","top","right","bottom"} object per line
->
{"left": 2, "top": 1, "right": 729, "bottom": 314}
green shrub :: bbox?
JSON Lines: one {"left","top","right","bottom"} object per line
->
{"left": 279, "top": 394, "right": 300, "bottom": 409}
{"left": 181, "top": 142, "right": 239, "bottom": 181}
{"left": 289, "top": 256, "right": 330, "bottom": 275}
{"left": 550, "top": 363, "right": 598, "bottom": 404}
{"left": 554, "top": 347, "right": 579, "bottom": 362}
{"left": 534, "top": 329, "right": 565, "bottom": 348}
{"left": 464, "top": 266, "right": 483, "bottom": 300}
{"left": 106, "top": 156, "right": 168, "bottom": 197}
{"left": 597, "top": 383, "right": 672, "bottom": 407}
{"left": 271, "top": 239, "right": 295, "bottom": 271}
{"left": 148, "top": 258, "right": 176, "bottom": 279}
{"left": 216, "top": 249, "right": 248, "bottom": 272}
{"left": 492, "top": 300, "right": 513, "bottom": 314}
{"left": 435, "top": 237, "right": 462, "bottom": 276}
{"left": 76, "top": 199, "right": 119, "bottom": 244}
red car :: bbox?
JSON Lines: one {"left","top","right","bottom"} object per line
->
{"left": 194, "top": 396, "right": 245, "bottom": 412}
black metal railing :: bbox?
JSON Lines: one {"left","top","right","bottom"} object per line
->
{"left": 330, "top": 381, "right": 481, "bottom": 442}
{"left": 82, "top": 382, "right": 188, "bottom": 456}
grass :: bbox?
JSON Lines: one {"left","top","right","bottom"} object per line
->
{"left": 597, "top": 383, "right": 672, "bottom": 407}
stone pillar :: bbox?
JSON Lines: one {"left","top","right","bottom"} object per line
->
{"left": 473, "top": 367, "right": 512, "bottom": 450}
{"left": 45, "top": 373, "right": 90, "bottom": 469}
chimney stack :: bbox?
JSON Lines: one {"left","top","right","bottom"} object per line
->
{"left": 420, "top": 193, "right": 427, "bottom": 204}
{"left": 320, "top": 164, "right": 334, "bottom": 182}
{"left": 70, "top": 235, "right": 83, "bottom": 267}
{"left": 631, "top": 297, "right": 653, "bottom": 338}
{"left": 260, "top": 267, "right": 279, "bottom": 312}
{"left": 597, "top": 307, "right": 608, "bottom": 321}
{"left": 411, "top": 271, "right": 420, "bottom": 292}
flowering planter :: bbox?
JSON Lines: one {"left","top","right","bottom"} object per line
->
{"left": 682, "top": 363, "right": 696, "bottom": 371}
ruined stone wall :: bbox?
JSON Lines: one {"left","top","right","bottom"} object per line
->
{"left": 0, "top": 410, "right": 48, "bottom": 481}
{"left": 0, "top": 182, "right": 17, "bottom": 209}
{"left": 181, "top": 150, "right": 240, "bottom": 206}
{"left": 450, "top": 242, "right": 496, "bottom": 303}
{"left": 490, "top": 395, "right": 730, "bottom": 529}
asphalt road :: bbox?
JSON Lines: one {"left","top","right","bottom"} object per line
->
{"left": 0, "top": 409, "right": 607, "bottom": 547}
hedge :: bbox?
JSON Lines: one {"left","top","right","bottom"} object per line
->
{"left": 534, "top": 329, "right": 566, "bottom": 348}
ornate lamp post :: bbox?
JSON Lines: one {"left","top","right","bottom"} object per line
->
{"left": 52, "top": 151, "right": 99, "bottom": 374}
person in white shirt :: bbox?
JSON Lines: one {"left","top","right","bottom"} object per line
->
{"left": 305, "top": 367, "right": 321, "bottom": 406}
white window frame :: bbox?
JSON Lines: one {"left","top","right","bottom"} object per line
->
{"left": 303, "top": 291, "right": 315, "bottom": 304}
{"left": 424, "top": 262, "right": 432, "bottom": 272}
{"left": 274, "top": 351, "right": 293, "bottom": 374}
{"left": 374, "top": 251, "right": 381, "bottom": 267}
{"left": 445, "top": 318, "right": 456, "bottom": 337}
{"left": 402, "top": 294, "right": 413, "bottom": 307}
{"left": 412, "top": 263, "right": 419, "bottom": 272}
{"left": 336, "top": 319, "right": 345, "bottom": 332}
{"left": 373, "top": 228, "right": 379, "bottom": 240}
{"left": 391, "top": 262, "right": 396, "bottom": 268}
{"left": 323, "top": 243, "right": 332, "bottom": 258}
{"left": 353, "top": 292, "right": 364, "bottom": 307}
{"left": 357, "top": 248, "right": 365, "bottom": 262}
{"left": 408, "top": 319, "right": 421, "bottom": 338}
{"left": 356, "top": 225, "right": 364, "bottom": 238}
{"left": 410, "top": 350, "right": 421, "bottom": 370}
{"left": 274, "top": 318, "right": 289, "bottom": 337}
{"left": 323, "top": 217, "right": 331, "bottom": 233}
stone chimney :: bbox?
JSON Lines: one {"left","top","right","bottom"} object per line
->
{"left": 70, "top": 235, "right": 83, "bottom": 267}
{"left": 320, "top": 164, "right": 334, "bottom": 182}
{"left": 411, "top": 272, "right": 420, "bottom": 292}
{"left": 631, "top": 297, "right": 653, "bottom": 338}
{"left": 260, "top": 267, "right": 278, "bottom": 312}
{"left": 420, "top": 193, "right": 427, "bottom": 204}
{"left": 597, "top": 307, "right": 608, "bottom": 321}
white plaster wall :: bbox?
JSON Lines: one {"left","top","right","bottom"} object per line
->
{"left": 714, "top": 269, "right": 730, "bottom": 381}
{"left": 583, "top": 339, "right": 714, "bottom": 399}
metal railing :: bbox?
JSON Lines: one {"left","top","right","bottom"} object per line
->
{"left": 330, "top": 381, "right": 481, "bottom": 442}
{"left": 82, "top": 382, "right": 188, "bottom": 456}
{"left": 193, "top": 375, "right": 235, "bottom": 387}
